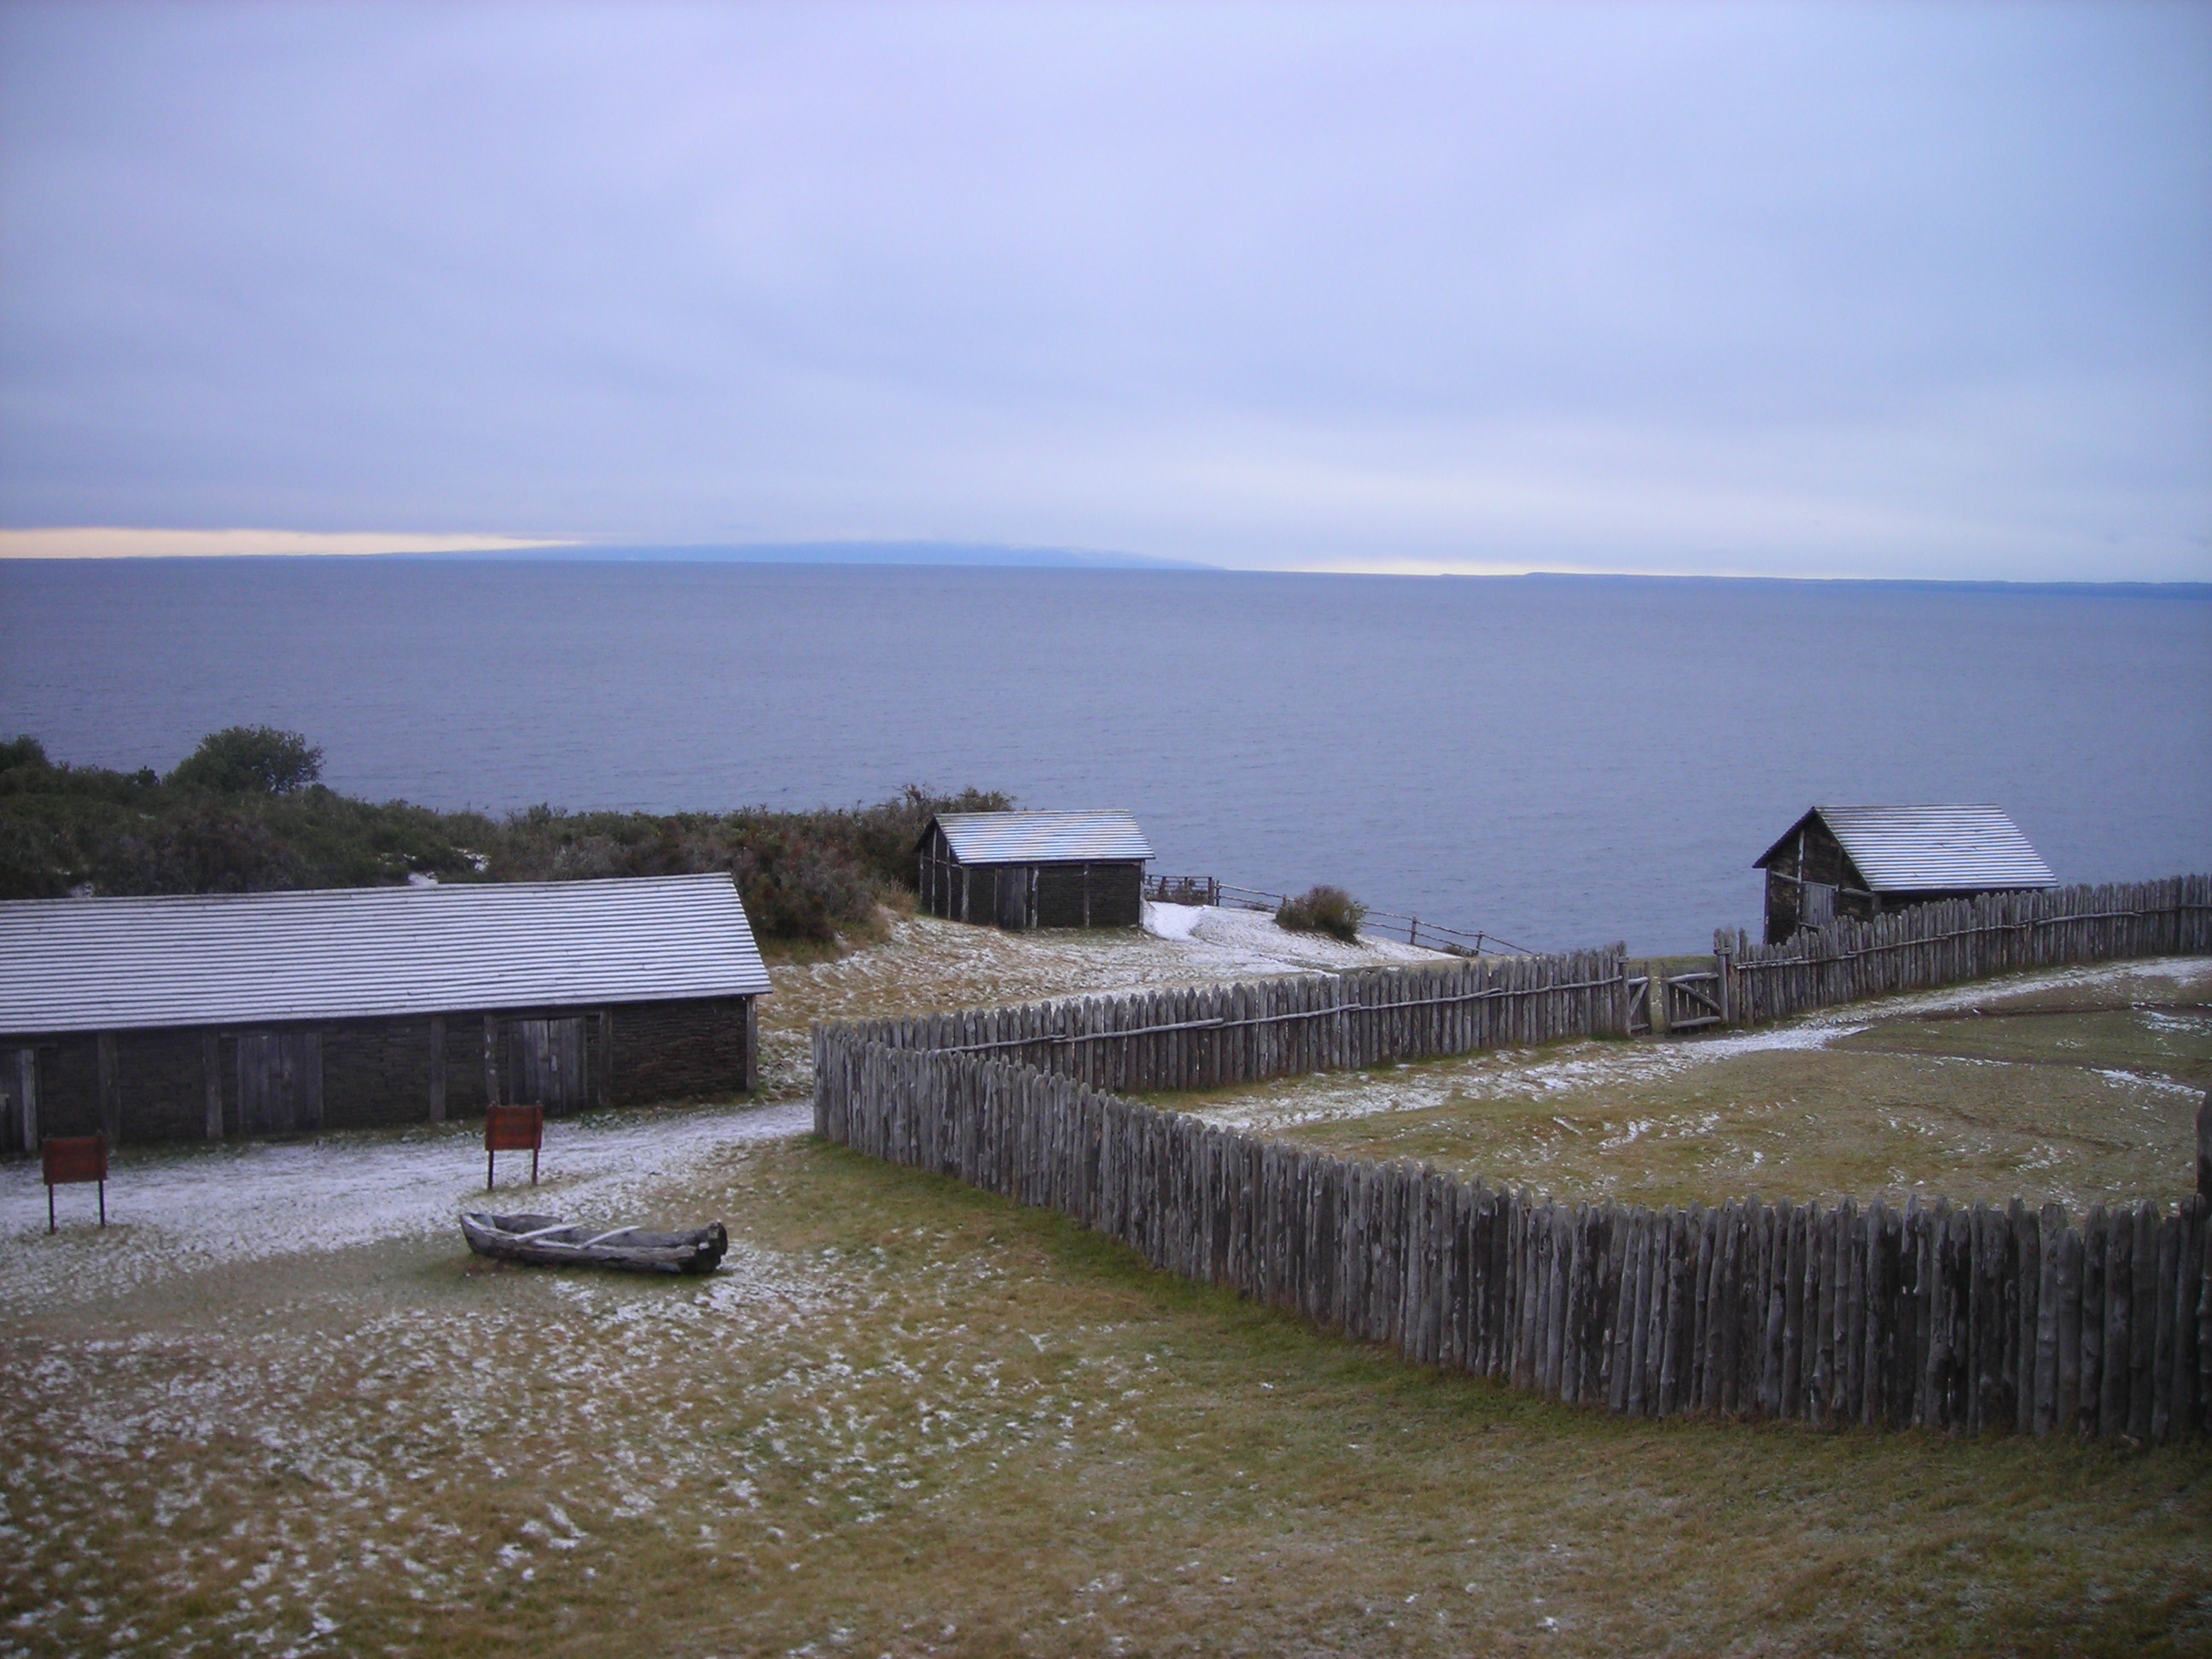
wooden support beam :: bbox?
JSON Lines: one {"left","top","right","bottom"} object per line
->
{"left": 12, "top": 1048, "right": 37, "bottom": 1152}
{"left": 96, "top": 1031, "right": 120, "bottom": 1145}
{"left": 201, "top": 1031, "right": 223, "bottom": 1138}
{"left": 428, "top": 1013, "right": 447, "bottom": 1124}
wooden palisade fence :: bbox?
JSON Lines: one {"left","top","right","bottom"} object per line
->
{"left": 812, "top": 875, "right": 2211, "bottom": 1441}
{"left": 1723, "top": 875, "right": 2211, "bottom": 1026}
{"left": 818, "top": 1040, "right": 2209, "bottom": 1442}
{"left": 816, "top": 947, "right": 1627, "bottom": 1095}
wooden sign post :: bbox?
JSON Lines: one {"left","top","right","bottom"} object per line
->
{"left": 42, "top": 1133, "right": 108, "bottom": 1232}
{"left": 484, "top": 1103, "right": 544, "bottom": 1191}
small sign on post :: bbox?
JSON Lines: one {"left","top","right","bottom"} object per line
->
{"left": 42, "top": 1133, "right": 107, "bottom": 1232}
{"left": 485, "top": 1103, "right": 544, "bottom": 1191}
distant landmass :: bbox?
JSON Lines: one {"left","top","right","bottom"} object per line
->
{"left": 451, "top": 540, "right": 1216, "bottom": 571}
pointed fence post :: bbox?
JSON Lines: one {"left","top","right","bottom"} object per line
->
{"left": 2197, "top": 1092, "right": 2210, "bottom": 1203}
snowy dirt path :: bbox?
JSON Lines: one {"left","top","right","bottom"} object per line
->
{"left": 0, "top": 1101, "right": 812, "bottom": 1309}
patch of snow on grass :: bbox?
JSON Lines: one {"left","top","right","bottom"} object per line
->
{"left": 0, "top": 1100, "right": 812, "bottom": 1310}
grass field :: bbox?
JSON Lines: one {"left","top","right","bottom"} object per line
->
{"left": 1162, "top": 959, "right": 2212, "bottom": 1214}
{"left": 3, "top": 946, "right": 2209, "bottom": 1657}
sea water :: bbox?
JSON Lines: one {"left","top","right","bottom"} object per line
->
{"left": 3, "top": 558, "right": 2206, "bottom": 954}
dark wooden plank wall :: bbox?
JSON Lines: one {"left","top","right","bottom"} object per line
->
{"left": 4, "top": 993, "right": 754, "bottom": 1149}
{"left": 920, "top": 848, "right": 1147, "bottom": 929}
{"left": 818, "top": 1039, "right": 2212, "bottom": 1442}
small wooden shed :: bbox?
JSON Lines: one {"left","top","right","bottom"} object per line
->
{"left": 1753, "top": 804, "right": 2056, "bottom": 944}
{"left": 917, "top": 810, "right": 1153, "bottom": 930}
{"left": 0, "top": 874, "right": 770, "bottom": 1152}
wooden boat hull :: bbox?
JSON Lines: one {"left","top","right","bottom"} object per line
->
{"left": 461, "top": 1211, "right": 728, "bottom": 1275}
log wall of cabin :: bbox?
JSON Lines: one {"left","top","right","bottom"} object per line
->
{"left": 1034, "top": 862, "right": 1144, "bottom": 928}
{"left": 1762, "top": 818, "right": 1877, "bottom": 943}
{"left": 0, "top": 992, "right": 756, "bottom": 1150}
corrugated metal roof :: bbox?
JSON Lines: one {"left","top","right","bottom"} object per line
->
{"left": 1755, "top": 805, "right": 2057, "bottom": 893}
{"left": 928, "top": 810, "right": 1155, "bottom": 864}
{"left": 0, "top": 874, "right": 770, "bottom": 1036}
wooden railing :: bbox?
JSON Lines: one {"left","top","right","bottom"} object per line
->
{"left": 1142, "top": 875, "right": 1529, "bottom": 956}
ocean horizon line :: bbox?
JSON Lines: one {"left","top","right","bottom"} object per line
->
{"left": 1, "top": 546, "right": 2206, "bottom": 597}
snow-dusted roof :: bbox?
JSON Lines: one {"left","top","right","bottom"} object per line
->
{"left": 1755, "top": 806, "right": 2057, "bottom": 893}
{"left": 0, "top": 874, "right": 769, "bottom": 1035}
{"left": 927, "top": 809, "right": 1154, "bottom": 865}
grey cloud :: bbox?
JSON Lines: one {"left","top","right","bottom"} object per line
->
{"left": 1, "top": 1, "right": 2206, "bottom": 577}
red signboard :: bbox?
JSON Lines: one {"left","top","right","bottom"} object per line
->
{"left": 42, "top": 1133, "right": 107, "bottom": 1231}
{"left": 484, "top": 1103, "right": 544, "bottom": 1190}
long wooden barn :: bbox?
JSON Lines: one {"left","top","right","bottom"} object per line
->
{"left": 917, "top": 809, "right": 1154, "bottom": 930}
{"left": 0, "top": 873, "right": 770, "bottom": 1151}
{"left": 1753, "top": 804, "right": 2056, "bottom": 944}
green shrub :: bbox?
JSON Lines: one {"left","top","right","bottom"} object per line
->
{"left": 0, "top": 729, "right": 1010, "bottom": 941}
{"left": 169, "top": 726, "right": 323, "bottom": 795}
{"left": 1275, "top": 885, "right": 1366, "bottom": 943}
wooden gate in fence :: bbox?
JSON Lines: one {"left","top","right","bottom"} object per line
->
{"left": 1664, "top": 971, "right": 1725, "bottom": 1031}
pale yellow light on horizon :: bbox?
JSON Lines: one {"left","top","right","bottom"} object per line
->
{"left": 0, "top": 527, "right": 576, "bottom": 559}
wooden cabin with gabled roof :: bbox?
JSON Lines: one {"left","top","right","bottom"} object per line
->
{"left": 917, "top": 809, "right": 1153, "bottom": 930}
{"left": 0, "top": 873, "right": 770, "bottom": 1152}
{"left": 1753, "top": 804, "right": 2057, "bottom": 945}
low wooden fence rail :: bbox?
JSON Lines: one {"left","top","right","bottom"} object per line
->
{"left": 1143, "top": 875, "right": 1525, "bottom": 956}
{"left": 818, "top": 1040, "right": 2209, "bottom": 1441}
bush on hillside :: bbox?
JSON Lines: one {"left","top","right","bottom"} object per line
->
{"left": 1276, "top": 885, "right": 1366, "bottom": 943}
{"left": 170, "top": 726, "right": 324, "bottom": 795}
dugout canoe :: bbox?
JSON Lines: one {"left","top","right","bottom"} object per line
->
{"left": 461, "top": 1211, "right": 729, "bottom": 1275}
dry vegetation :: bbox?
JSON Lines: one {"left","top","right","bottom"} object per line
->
{"left": 3, "top": 943, "right": 2209, "bottom": 1658}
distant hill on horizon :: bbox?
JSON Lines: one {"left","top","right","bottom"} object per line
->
{"left": 458, "top": 540, "right": 1217, "bottom": 571}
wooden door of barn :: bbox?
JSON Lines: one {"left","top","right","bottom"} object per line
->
{"left": 236, "top": 1032, "right": 323, "bottom": 1134}
{"left": 509, "top": 1018, "right": 589, "bottom": 1113}
{"left": 994, "top": 867, "right": 1037, "bottom": 930}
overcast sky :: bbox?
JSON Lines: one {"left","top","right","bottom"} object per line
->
{"left": 2, "top": 2, "right": 2207, "bottom": 579}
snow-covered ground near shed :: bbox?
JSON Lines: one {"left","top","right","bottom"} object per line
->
{"left": 755, "top": 904, "right": 1452, "bottom": 1097}
{"left": 0, "top": 1100, "right": 811, "bottom": 1310}
{"left": 1141, "top": 901, "right": 1452, "bottom": 970}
